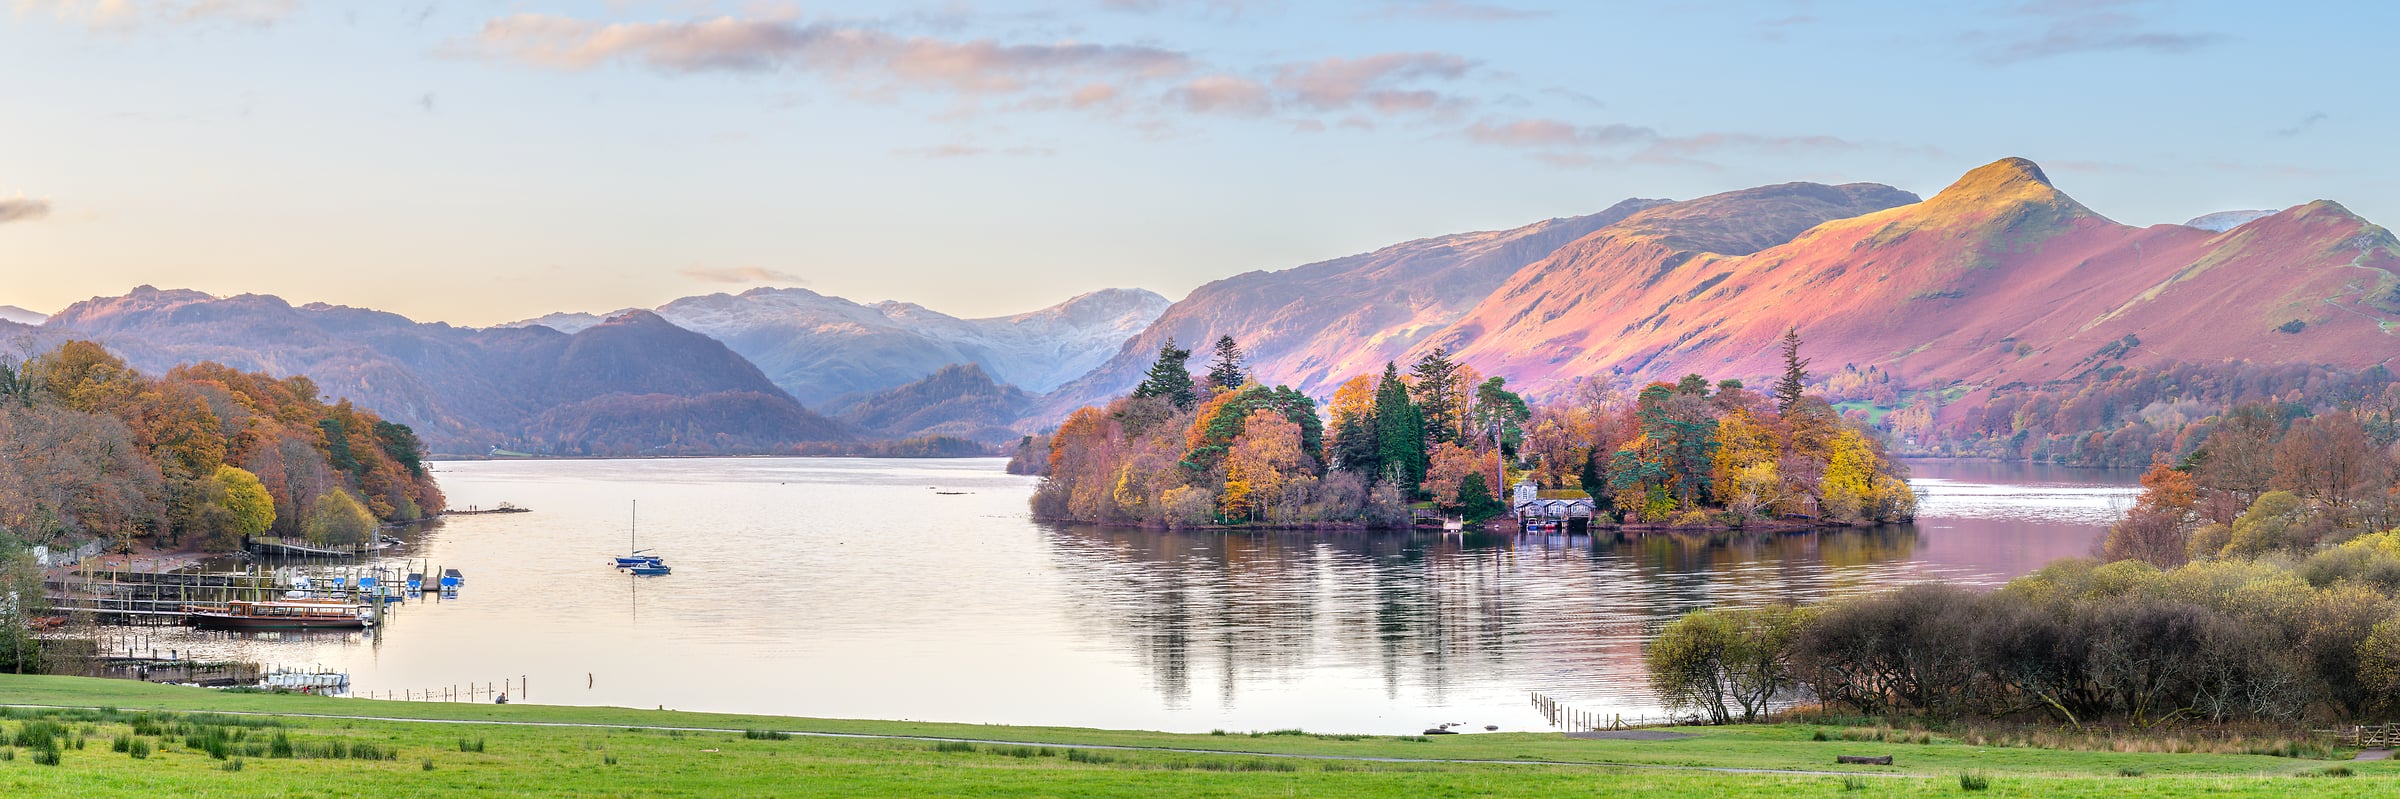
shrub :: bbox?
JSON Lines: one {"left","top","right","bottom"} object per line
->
{"left": 1958, "top": 770, "right": 1989, "bottom": 791}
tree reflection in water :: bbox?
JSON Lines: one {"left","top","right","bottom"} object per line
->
{"left": 1035, "top": 523, "right": 2007, "bottom": 718}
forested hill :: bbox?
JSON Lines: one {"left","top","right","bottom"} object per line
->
{"left": 0, "top": 341, "right": 441, "bottom": 551}
{"left": 36, "top": 288, "right": 849, "bottom": 456}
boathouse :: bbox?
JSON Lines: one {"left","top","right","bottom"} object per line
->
{"left": 1512, "top": 480, "right": 1597, "bottom": 526}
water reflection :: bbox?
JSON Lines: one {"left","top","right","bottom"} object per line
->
{"left": 78, "top": 457, "right": 2138, "bottom": 733}
{"left": 1038, "top": 517, "right": 2037, "bottom": 722}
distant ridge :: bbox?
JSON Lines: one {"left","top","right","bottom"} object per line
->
{"left": 0, "top": 305, "right": 45, "bottom": 325}
{"left": 36, "top": 288, "right": 849, "bottom": 455}
{"left": 505, "top": 286, "right": 1169, "bottom": 404}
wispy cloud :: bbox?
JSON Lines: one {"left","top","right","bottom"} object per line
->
{"left": 459, "top": 13, "right": 1195, "bottom": 98}
{"left": 1464, "top": 119, "right": 1651, "bottom": 148}
{"left": 1461, "top": 116, "right": 1886, "bottom": 170}
{"left": 1273, "top": 52, "right": 1475, "bottom": 113}
{"left": 13, "top": 0, "right": 299, "bottom": 29}
{"left": 0, "top": 198, "right": 51, "bottom": 225}
{"left": 680, "top": 265, "right": 807, "bottom": 284}
{"left": 1098, "top": 0, "right": 1273, "bottom": 18}
{"left": 1365, "top": 1, "right": 1549, "bottom": 22}
{"left": 2273, "top": 112, "right": 2327, "bottom": 138}
{"left": 461, "top": 10, "right": 1484, "bottom": 133}
{"left": 891, "top": 144, "right": 1057, "bottom": 158}
{"left": 1169, "top": 74, "right": 1273, "bottom": 116}
{"left": 1969, "top": 2, "right": 2225, "bottom": 65}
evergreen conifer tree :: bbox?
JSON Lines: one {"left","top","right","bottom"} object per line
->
{"left": 1132, "top": 339, "right": 1198, "bottom": 411}
{"left": 1373, "top": 362, "right": 1426, "bottom": 492}
{"left": 1205, "top": 335, "right": 1247, "bottom": 392}
{"left": 1410, "top": 347, "right": 1461, "bottom": 446}
{"left": 1775, "top": 327, "right": 1810, "bottom": 417}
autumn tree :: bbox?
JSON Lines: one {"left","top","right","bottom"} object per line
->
{"left": 1131, "top": 339, "right": 1198, "bottom": 411}
{"left": 1423, "top": 441, "right": 1493, "bottom": 511}
{"left": 216, "top": 465, "right": 276, "bottom": 539}
{"left": 1221, "top": 409, "right": 1308, "bottom": 520}
{"left": 1326, "top": 374, "right": 1381, "bottom": 477}
{"left": 2102, "top": 460, "right": 2200, "bottom": 568}
{"left": 303, "top": 489, "right": 378, "bottom": 547}
{"left": 1204, "top": 335, "right": 1246, "bottom": 393}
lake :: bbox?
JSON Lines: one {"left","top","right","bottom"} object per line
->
{"left": 103, "top": 457, "right": 2138, "bottom": 734}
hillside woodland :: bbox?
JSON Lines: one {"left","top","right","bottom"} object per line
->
{"left": 1033, "top": 333, "right": 1913, "bottom": 529}
{"left": 0, "top": 341, "right": 442, "bottom": 552}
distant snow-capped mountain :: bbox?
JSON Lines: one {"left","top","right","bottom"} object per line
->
{"left": 504, "top": 287, "right": 1169, "bottom": 404}
{"left": 2183, "top": 210, "right": 2277, "bottom": 232}
{"left": 0, "top": 305, "right": 47, "bottom": 325}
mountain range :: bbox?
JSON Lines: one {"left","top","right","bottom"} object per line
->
{"left": 0, "top": 305, "right": 44, "bottom": 326}
{"left": 505, "top": 286, "right": 1168, "bottom": 405}
{"left": 1439, "top": 158, "right": 2397, "bottom": 399}
{"left": 31, "top": 288, "right": 846, "bottom": 455}
{"left": 14, "top": 156, "right": 2393, "bottom": 456}
{"left": 1066, "top": 158, "right": 2393, "bottom": 420}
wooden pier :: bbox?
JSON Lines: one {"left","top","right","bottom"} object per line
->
{"left": 44, "top": 557, "right": 447, "bottom": 625}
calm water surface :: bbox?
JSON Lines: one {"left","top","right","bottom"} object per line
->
{"left": 117, "top": 457, "right": 2137, "bottom": 734}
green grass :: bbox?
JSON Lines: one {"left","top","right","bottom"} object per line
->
{"left": 0, "top": 674, "right": 2394, "bottom": 797}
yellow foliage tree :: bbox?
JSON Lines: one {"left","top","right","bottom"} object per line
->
{"left": 1327, "top": 374, "right": 1378, "bottom": 432}
{"left": 215, "top": 464, "right": 275, "bottom": 539}
{"left": 1820, "top": 429, "right": 1880, "bottom": 522}
{"left": 1710, "top": 408, "right": 1779, "bottom": 504}
{"left": 1220, "top": 409, "right": 1305, "bottom": 520}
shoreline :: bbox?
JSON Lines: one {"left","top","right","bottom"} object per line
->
{"left": 1031, "top": 516, "right": 1906, "bottom": 534}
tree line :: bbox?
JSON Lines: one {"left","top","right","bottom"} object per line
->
{"left": 1031, "top": 330, "right": 1914, "bottom": 528}
{"left": 1647, "top": 398, "right": 2400, "bottom": 728}
{"left": 1889, "top": 361, "right": 2398, "bottom": 469}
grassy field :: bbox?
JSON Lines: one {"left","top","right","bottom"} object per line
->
{"left": 0, "top": 674, "right": 2392, "bottom": 797}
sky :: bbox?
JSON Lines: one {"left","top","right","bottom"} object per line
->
{"left": 0, "top": 0, "right": 2392, "bottom": 327}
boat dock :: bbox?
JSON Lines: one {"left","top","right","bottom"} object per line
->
{"left": 43, "top": 557, "right": 461, "bottom": 626}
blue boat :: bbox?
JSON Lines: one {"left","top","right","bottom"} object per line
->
{"left": 406, "top": 573, "right": 424, "bottom": 592}
{"left": 612, "top": 500, "right": 667, "bottom": 572}
{"left": 440, "top": 568, "right": 463, "bottom": 589}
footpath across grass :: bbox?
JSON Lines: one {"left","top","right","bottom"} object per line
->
{"left": 0, "top": 674, "right": 2392, "bottom": 797}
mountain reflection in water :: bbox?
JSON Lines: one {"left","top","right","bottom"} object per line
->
{"left": 90, "top": 457, "right": 2135, "bottom": 734}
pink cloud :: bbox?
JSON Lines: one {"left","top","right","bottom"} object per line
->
{"left": 1171, "top": 75, "right": 1272, "bottom": 116}
{"left": 461, "top": 14, "right": 1194, "bottom": 97}
{"left": 1273, "top": 52, "right": 1473, "bottom": 112}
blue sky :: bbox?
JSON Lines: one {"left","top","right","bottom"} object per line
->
{"left": 0, "top": 0, "right": 2389, "bottom": 326}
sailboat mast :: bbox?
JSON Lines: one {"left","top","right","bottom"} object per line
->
{"left": 630, "top": 500, "right": 638, "bottom": 553}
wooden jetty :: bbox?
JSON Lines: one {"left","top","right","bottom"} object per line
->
{"left": 44, "top": 557, "right": 445, "bottom": 625}
{"left": 442, "top": 503, "right": 530, "bottom": 516}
